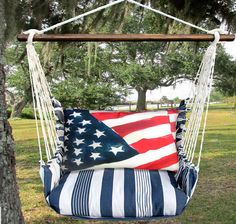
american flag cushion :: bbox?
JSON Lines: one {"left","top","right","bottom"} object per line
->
{"left": 61, "top": 108, "right": 179, "bottom": 171}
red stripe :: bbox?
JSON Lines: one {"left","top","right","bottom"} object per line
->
{"left": 112, "top": 116, "right": 170, "bottom": 137}
{"left": 167, "top": 109, "right": 179, "bottom": 114}
{"left": 135, "top": 153, "right": 178, "bottom": 170}
{"left": 170, "top": 122, "right": 176, "bottom": 133}
{"left": 92, "top": 111, "right": 135, "bottom": 121}
{"left": 131, "top": 135, "right": 175, "bottom": 153}
{"left": 92, "top": 109, "right": 178, "bottom": 121}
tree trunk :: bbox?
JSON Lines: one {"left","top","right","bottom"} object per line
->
{"left": 136, "top": 88, "right": 147, "bottom": 111}
{"left": 0, "top": 1, "right": 24, "bottom": 223}
{"left": 11, "top": 99, "right": 27, "bottom": 119}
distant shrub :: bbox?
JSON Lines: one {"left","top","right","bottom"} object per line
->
{"left": 21, "top": 107, "right": 35, "bottom": 119}
{"left": 7, "top": 107, "right": 35, "bottom": 119}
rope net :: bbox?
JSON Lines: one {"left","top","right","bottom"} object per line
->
{"left": 26, "top": 43, "right": 58, "bottom": 162}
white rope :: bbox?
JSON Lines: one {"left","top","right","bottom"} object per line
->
{"left": 197, "top": 50, "right": 217, "bottom": 168}
{"left": 27, "top": 45, "right": 51, "bottom": 160}
{"left": 29, "top": 65, "right": 43, "bottom": 162}
{"left": 183, "top": 32, "right": 220, "bottom": 166}
{"left": 127, "top": 0, "right": 209, "bottom": 33}
{"left": 26, "top": 32, "right": 58, "bottom": 161}
{"left": 24, "top": 0, "right": 126, "bottom": 35}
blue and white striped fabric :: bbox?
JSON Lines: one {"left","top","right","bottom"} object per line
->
{"left": 41, "top": 166, "right": 188, "bottom": 219}
{"left": 175, "top": 100, "right": 199, "bottom": 198}
{"left": 39, "top": 99, "right": 198, "bottom": 220}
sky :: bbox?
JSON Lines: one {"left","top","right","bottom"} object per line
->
{"left": 127, "top": 39, "right": 236, "bottom": 102}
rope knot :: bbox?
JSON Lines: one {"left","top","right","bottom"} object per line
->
{"left": 23, "top": 29, "right": 44, "bottom": 45}
{"left": 208, "top": 28, "right": 228, "bottom": 44}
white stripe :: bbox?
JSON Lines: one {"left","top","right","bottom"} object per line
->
{"left": 39, "top": 165, "right": 45, "bottom": 184}
{"left": 49, "top": 160, "right": 60, "bottom": 191}
{"left": 169, "top": 113, "right": 178, "bottom": 122}
{"left": 112, "top": 169, "right": 125, "bottom": 218}
{"left": 103, "top": 111, "right": 168, "bottom": 127}
{"left": 92, "top": 143, "right": 178, "bottom": 171}
{"left": 172, "top": 132, "right": 176, "bottom": 139}
{"left": 159, "top": 171, "right": 177, "bottom": 215}
{"left": 160, "top": 162, "right": 179, "bottom": 171}
{"left": 88, "top": 169, "right": 104, "bottom": 218}
{"left": 59, "top": 172, "right": 78, "bottom": 215}
{"left": 134, "top": 170, "right": 152, "bottom": 217}
{"left": 123, "top": 124, "right": 171, "bottom": 145}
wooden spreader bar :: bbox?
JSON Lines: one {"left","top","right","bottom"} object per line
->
{"left": 17, "top": 33, "right": 235, "bottom": 42}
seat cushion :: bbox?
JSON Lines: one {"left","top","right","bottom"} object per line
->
{"left": 47, "top": 168, "right": 187, "bottom": 219}
{"left": 60, "top": 108, "right": 179, "bottom": 171}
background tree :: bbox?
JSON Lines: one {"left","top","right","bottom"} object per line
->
{"left": 48, "top": 42, "right": 128, "bottom": 109}
{"left": 0, "top": 0, "right": 24, "bottom": 223}
{"left": 5, "top": 43, "right": 32, "bottom": 118}
{"left": 210, "top": 90, "right": 225, "bottom": 103}
{"left": 214, "top": 48, "right": 236, "bottom": 108}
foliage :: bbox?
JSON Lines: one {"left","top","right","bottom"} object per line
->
{"left": 214, "top": 48, "right": 236, "bottom": 97}
{"left": 6, "top": 43, "right": 31, "bottom": 100}
{"left": 210, "top": 89, "right": 225, "bottom": 102}
{"left": 45, "top": 42, "right": 128, "bottom": 109}
{"left": 167, "top": 0, "right": 236, "bottom": 32}
{"left": 7, "top": 107, "right": 35, "bottom": 119}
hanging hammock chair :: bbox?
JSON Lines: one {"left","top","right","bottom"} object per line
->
{"left": 20, "top": 0, "right": 234, "bottom": 220}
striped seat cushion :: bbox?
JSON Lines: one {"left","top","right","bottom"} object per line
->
{"left": 59, "top": 108, "right": 179, "bottom": 171}
{"left": 46, "top": 168, "right": 187, "bottom": 219}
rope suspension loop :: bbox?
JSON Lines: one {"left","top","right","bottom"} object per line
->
{"left": 127, "top": 0, "right": 209, "bottom": 33}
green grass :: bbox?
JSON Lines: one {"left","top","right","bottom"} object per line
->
{"left": 10, "top": 108, "right": 236, "bottom": 224}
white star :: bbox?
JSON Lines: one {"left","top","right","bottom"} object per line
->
{"left": 110, "top": 146, "right": 124, "bottom": 156}
{"left": 65, "top": 135, "right": 69, "bottom": 140}
{"left": 89, "top": 141, "right": 102, "bottom": 149}
{"left": 70, "top": 111, "right": 81, "bottom": 117}
{"left": 80, "top": 120, "right": 91, "bottom": 126}
{"left": 73, "top": 138, "right": 84, "bottom": 146}
{"left": 63, "top": 155, "right": 68, "bottom": 161}
{"left": 74, "top": 148, "right": 83, "bottom": 156}
{"left": 65, "top": 127, "right": 70, "bottom": 132}
{"left": 66, "top": 119, "right": 74, "bottom": 125}
{"left": 76, "top": 127, "right": 86, "bottom": 134}
{"left": 90, "top": 152, "right": 101, "bottom": 160}
{"left": 64, "top": 146, "right": 69, "bottom": 152}
{"left": 94, "top": 129, "right": 105, "bottom": 138}
{"left": 73, "top": 158, "right": 83, "bottom": 166}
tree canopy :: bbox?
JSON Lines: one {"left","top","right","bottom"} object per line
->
{"left": 5, "top": 0, "right": 236, "bottom": 114}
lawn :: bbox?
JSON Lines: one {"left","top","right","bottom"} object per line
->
{"left": 10, "top": 107, "right": 236, "bottom": 224}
